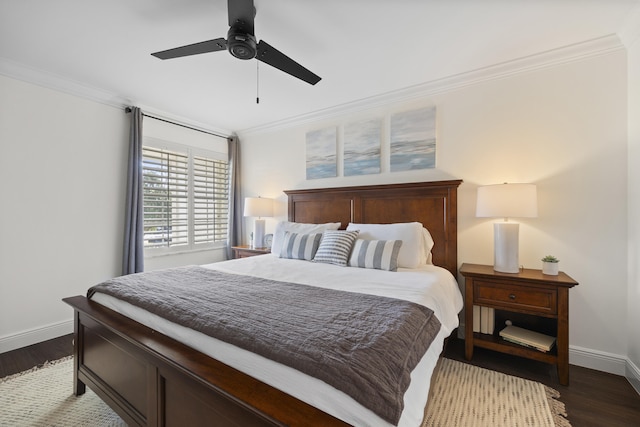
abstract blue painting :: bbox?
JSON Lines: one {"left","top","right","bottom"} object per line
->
{"left": 344, "top": 118, "right": 381, "bottom": 176}
{"left": 390, "top": 107, "right": 436, "bottom": 172}
{"left": 306, "top": 127, "right": 337, "bottom": 179}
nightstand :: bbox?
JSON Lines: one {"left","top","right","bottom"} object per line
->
{"left": 232, "top": 245, "right": 271, "bottom": 259}
{"left": 460, "top": 263, "right": 578, "bottom": 385}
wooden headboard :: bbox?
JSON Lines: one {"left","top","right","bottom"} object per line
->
{"left": 285, "top": 180, "right": 462, "bottom": 276}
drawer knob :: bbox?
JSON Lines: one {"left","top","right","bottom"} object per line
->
{"left": 509, "top": 294, "right": 516, "bottom": 300}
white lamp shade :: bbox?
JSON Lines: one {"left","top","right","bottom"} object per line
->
{"left": 243, "top": 197, "right": 274, "bottom": 218}
{"left": 476, "top": 183, "right": 537, "bottom": 219}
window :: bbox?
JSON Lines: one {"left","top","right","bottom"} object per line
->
{"left": 142, "top": 144, "right": 229, "bottom": 252}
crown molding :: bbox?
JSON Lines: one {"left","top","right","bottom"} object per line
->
{"left": 0, "top": 57, "right": 130, "bottom": 109}
{"left": 239, "top": 34, "right": 625, "bottom": 136}
{"left": 0, "top": 57, "right": 233, "bottom": 137}
{"left": 619, "top": 4, "right": 640, "bottom": 48}
{"left": 1, "top": 33, "right": 626, "bottom": 139}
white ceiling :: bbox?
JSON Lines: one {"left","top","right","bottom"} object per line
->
{"left": 1, "top": 0, "right": 639, "bottom": 135}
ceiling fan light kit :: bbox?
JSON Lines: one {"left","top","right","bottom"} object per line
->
{"left": 151, "top": 0, "right": 321, "bottom": 86}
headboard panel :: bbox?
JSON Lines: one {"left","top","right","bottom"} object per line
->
{"left": 285, "top": 180, "right": 462, "bottom": 276}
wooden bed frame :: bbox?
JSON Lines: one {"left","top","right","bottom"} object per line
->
{"left": 63, "top": 180, "right": 461, "bottom": 427}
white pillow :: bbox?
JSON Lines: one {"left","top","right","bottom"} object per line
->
{"left": 421, "top": 227, "right": 435, "bottom": 265}
{"left": 271, "top": 221, "right": 341, "bottom": 255}
{"left": 346, "top": 222, "right": 426, "bottom": 269}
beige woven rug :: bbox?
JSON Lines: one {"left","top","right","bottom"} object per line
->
{"left": 0, "top": 356, "right": 570, "bottom": 427}
{"left": 423, "top": 358, "right": 570, "bottom": 427}
{"left": 0, "top": 357, "right": 124, "bottom": 427}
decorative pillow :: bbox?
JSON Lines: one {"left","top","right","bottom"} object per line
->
{"left": 279, "top": 232, "right": 322, "bottom": 261}
{"left": 348, "top": 239, "right": 403, "bottom": 271}
{"left": 313, "top": 230, "right": 359, "bottom": 266}
{"left": 271, "top": 221, "right": 341, "bottom": 255}
{"left": 346, "top": 222, "right": 424, "bottom": 269}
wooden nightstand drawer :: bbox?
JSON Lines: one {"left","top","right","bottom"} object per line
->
{"left": 474, "top": 280, "right": 557, "bottom": 315}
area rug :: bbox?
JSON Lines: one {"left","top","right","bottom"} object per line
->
{"left": 0, "top": 356, "right": 570, "bottom": 427}
{"left": 423, "top": 358, "right": 570, "bottom": 427}
{"left": 0, "top": 357, "right": 124, "bottom": 426}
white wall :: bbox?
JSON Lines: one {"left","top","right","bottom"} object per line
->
{"left": 627, "top": 32, "right": 640, "bottom": 391}
{"left": 239, "top": 51, "right": 630, "bottom": 374}
{"left": 0, "top": 75, "right": 128, "bottom": 352}
{"left": 0, "top": 75, "right": 229, "bottom": 352}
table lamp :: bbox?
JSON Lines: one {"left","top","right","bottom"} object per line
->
{"left": 243, "top": 197, "right": 274, "bottom": 248}
{"left": 476, "top": 183, "right": 537, "bottom": 273}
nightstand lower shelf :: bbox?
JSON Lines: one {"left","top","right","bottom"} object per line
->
{"left": 472, "top": 332, "right": 558, "bottom": 365}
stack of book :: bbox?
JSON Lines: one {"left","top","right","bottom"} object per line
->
{"left": 472, "top": 305, "right": 495, "bottom": 334}
{"left": 499, "top": 325, "right": 556, "bottom": 352}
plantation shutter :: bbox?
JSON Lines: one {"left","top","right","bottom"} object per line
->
{"left": 142, "top": 147, "right": 189, "bottom": 248}
{"left": 193, "top": 155, "right": 229, "bottom": 244}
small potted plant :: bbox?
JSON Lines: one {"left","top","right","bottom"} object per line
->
{"left": 541, "top": 255, "right": 559, "bottom": 275}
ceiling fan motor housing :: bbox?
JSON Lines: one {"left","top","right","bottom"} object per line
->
{"left": 227, "top": 27, "right": 257, "bottom": 60}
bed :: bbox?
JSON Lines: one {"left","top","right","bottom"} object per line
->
{"left": 63, "top": 179, "right": 462, "bottom": 427}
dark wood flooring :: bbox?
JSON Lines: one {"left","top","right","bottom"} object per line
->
{"left": 0, "top": 334, "right": 74, "bottom": 378}
{"left": 1, "top": 334, "right": 639, "bottom": 426}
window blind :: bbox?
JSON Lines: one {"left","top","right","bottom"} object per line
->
{"left": 193, "top": 155, "right": 229, "bottom": 244}
{"left": 142, "top": 147, "right": 189, "bottom": 248}
{"left": 142, "top": 146, "right": 229, "bottom": 253}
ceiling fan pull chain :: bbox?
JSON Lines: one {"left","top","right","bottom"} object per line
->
{"left": 256, "top": 60, "right": 260, "bottom": 104}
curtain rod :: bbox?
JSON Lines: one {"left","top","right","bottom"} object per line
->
{"left": 125, "top": 107, "right": 229, "bottom": 140}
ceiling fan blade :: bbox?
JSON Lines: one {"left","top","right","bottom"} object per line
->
{"left": 228, "top": 0, "right": 255, "bottom": 34}
{"left": 256, "top": 40, "right": 321, "bottom": 85}
{"left": 151, "top": 38, "right": 227, "bottom": 60}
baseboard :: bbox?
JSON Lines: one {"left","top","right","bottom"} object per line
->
{"left": 568, "top": 344, "right": 628, "bottom": 376}
{"left": 0, "top": 320, "right": 73, "bottom": 354}
{"left": 626, "top": 358, "right": 640, "bottom": 396}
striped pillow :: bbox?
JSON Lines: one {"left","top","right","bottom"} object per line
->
{"left": 313, "top": 230, "right": 359, "bottom": 266}
{"left": 348, "top": 239, "right": 403, "bottom": 271}
{"left": 279, "top": 232, "right": 322, "bottom": 260}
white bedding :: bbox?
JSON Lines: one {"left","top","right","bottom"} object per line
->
{"left": 91, "top": 254, "right": 463, "bottom": 427}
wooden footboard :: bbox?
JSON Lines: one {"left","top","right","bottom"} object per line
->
{"left": 63, "top": 295, "right": 349, "bottom": 427}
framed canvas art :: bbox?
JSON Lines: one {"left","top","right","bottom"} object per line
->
{"left": 344, "top": 118, "right": 381, "bottom": 176}
{"left": 306, "top": 127, "right": 337, "bottom": 179}
{"left": 390, "top": 107, "right": 436, "bottom": 172}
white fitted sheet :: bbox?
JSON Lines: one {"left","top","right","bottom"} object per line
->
{"left": 91, "top": 255, "right": 463, "bottom": 427}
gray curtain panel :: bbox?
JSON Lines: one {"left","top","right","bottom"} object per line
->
{"left": 226, "top": 135, "right": 243, "bottom": 259}
{"left": 122, "top": 107, "right": 144, "bottom": 274}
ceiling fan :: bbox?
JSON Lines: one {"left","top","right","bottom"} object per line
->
{"left": 151, "top": 0, "right": 321, "bottom": 86}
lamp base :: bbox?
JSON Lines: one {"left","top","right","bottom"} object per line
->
{"left": 253, "top": 219, "right": 266, "bottom": 249}
{"left": 493, "top": 222, "right": 520, "bottom": 273}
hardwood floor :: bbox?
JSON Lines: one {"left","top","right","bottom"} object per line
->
{"left": 1, "top": 334, "right": 639, "bottom": 426}
{"left": 0, "top": 334, "right": 73, "bottom": 378}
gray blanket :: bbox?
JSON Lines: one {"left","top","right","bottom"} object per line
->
{"left": 88, "top": 266, "right": 441, "bottom": 424}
